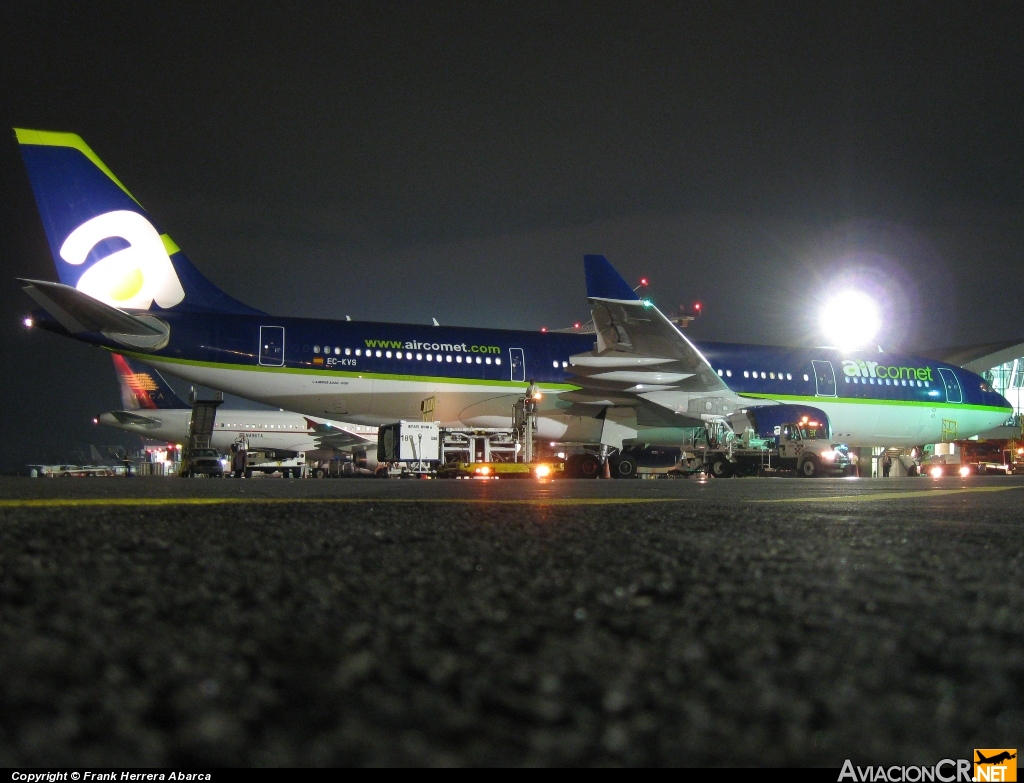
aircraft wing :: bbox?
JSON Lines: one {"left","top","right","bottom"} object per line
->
{"left": 565, "top": 256, "right": 740, "bottom": 420}
{"left": 305, "top": 419, "right": 377, "bottom": 451}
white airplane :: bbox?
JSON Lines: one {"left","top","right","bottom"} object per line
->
{"left": 97, "top": 353, "right": 378, "bottom": 457}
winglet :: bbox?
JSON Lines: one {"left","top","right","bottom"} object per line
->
{"left": 584, "top": 255, "right": 640, "bottom": 301}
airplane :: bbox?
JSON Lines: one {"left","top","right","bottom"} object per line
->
{"left": 976, "top": 752, "right": 1017, "bottom": 765}
{"left": 97, "top": 353, "right": 378, "bottom": 457}
{"left": 14, "top": 128, "right": 1014, "bottom": 474}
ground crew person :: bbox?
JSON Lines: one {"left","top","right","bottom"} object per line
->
{"left": 231, "top": 442, "right": 248, "bottom": 478}
{"left": 525, "top": 379, "right": 540, "bottom": 413}
{"left": 882, "top": 454, "right": 892, "bottom": 477}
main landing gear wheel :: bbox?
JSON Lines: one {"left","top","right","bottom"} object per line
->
{"left": 611, "top": 454, "right": 638, "bottom": 478}
{"left": 708, "top": 456, "right": 733, "bottom": 478}
{"left": 578, "top": 454, "right": 602, "bottom": 479}
{"left": 800, "top": 457, "right": 820, "bottom": 478}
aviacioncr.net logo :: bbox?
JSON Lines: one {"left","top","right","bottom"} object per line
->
{"left": 60, "top": 210, "right": 185, "bottom": 310}
{"left": 839, "top": 758, "right": 973, "bottom": 782}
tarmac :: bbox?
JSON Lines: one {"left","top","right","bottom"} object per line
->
{"left": 1, "top": 473, "right": 1022, "bottom": 766}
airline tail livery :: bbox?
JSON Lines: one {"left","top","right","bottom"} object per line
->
{"left": 17, "top": 129, "right": 1014, "bottom": 456}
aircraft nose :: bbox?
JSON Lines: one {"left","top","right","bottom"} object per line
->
{"left": 988, "top": 390, "right": 1016, "bottom": 427}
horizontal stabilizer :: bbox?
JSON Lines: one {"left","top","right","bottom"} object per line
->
{"left": 584, "top": 255, "right": 641, "bottom": 301}
{"left": 108, "top": 410, "right": 163, "bottom": 429}
{"left": 21, "top": 278, "right": 169, "bottom": 348}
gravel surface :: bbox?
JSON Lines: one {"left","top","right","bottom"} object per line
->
{"left": 1, "top": 476, "right": 1022, "bottom": 766}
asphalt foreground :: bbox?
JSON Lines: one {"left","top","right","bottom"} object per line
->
{"left": 0, "top": 475, "right": 1022, "bottom": 767}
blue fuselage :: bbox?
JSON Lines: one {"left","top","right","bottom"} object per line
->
{"left": 33, "top": 308, "right": 1013, "bottom": 446}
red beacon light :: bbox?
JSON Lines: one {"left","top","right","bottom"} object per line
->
{"left": 573, "top": 322, "right": 581, "bottom": 329}
{"left": 639, "top": 277, "right": 649, "bottom": 287}
{"left": 541, "top": 327, "right": 547, "bottom": 333}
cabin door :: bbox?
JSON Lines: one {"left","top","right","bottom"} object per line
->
{"left": 937, "top": 368, "right": 962, "bottom": 403}
{"left": 811, "top": 360, "right": 837, "bottom": 397}
{"left": 509, "top": 348, "right": 525, "bottom": 382}
{"left": 259, "top": 326, "right": 285, "bottom": 366}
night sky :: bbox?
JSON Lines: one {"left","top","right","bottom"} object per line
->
{"left": 1, "top": 1, "right": 1022, "bottom": 470}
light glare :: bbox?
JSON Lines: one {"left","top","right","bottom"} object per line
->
{"left": 819, "top": 290, "right": 881, "bottom": 350}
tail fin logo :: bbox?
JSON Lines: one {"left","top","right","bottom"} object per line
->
{"left": 61, "top": 210, "right": 185, "bottom": 310}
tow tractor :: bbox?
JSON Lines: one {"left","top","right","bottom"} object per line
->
{"left": 699, "top": 416, "right": 856, "bottom": 477}
{"left": 575, "top": 409, "right": 856, "bottom": 478}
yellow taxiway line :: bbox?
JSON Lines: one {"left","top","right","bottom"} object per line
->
{"left": 0, "top": 485, "right": 1019, "bottom": 509}
{"left": 0, "top": 497, "right": 684, "bottom": 509}
{"left": 756, "top": 485, "right": 1024, "bottom": 503}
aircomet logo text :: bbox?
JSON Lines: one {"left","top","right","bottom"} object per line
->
{"left": 365, "top": 339, "right": 501, "bottom": 354}
{"left": 841, "top": 359, "right": 934, "bottom": 382}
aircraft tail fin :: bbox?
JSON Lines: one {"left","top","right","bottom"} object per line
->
{"left": 112, "top": 353, "right": 191, "bottom": 411}
{"left": 14, "top": 128, "right": 263, "bottom": 315}
{"left": 584, "top": 255, "right": 641, "bottom": 301}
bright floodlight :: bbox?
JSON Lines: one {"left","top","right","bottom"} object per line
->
{"left": 819, "top": 290, "right": 881, "bottom": 351}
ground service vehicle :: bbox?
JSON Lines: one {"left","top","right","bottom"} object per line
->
{"left": 181, "top": 448, "right": 223, "bottom": 478}
{"left": 376, "top": 421, "right": 560, "bottom": 479}
{"left": 240, "top": 450, "right": 305, "bottom": 478}
{"left": 27, "top": 464, "right": 117, "bottom": 477}
{"left": 922, "top": 438, "right": 1020, "bottom": 477}
{"left": 702, "top": 418, "right": 856, "bottom": 477}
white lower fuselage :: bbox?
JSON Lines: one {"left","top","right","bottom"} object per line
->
{"left": 140, "top": 361, "right": 1010, "bottom": 448}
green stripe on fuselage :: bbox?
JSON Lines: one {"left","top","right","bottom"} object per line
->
{"left": 739, "top": 391, "right": 1012, "bottom": 414}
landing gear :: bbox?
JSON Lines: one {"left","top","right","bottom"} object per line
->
{"left": 566, "top": 453, "right": 602, "bottom": 478}
{"left": 610, "top": 453, "right": 638, "bottom": 478}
